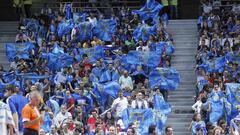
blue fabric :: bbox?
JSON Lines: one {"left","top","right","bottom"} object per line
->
{"left": 2, "top": 72, "right": 16, "bottom": 83}
{"left": 102, "top": 81, "right": 120, "bottom": 99}
{"left": 191, "top": 121, "right": 207, "bottom": 135}
{"left": 153, "top": 94, "right": 171, "bottom": 115}
{"left": 6, "top": 42, "right": 35, "bottom": 61}
{"left": 226, "top": 83, "right": 240, "bottom": 120}
{"left": 199, "top": 56, "right": 227, "bottom": 73}
{"left": 41, "top": 112, "right": 52, "bottom": 133}
{"left": 122, "top": 51, "right": 162, "bottom": 68}
{"left": 64, "top": 3, "right": 72, "bottom": 20}
{"left": 79, "top": 46, "right": 104, "bottom": 64}
{"left": 132, "top": 0, "right": 163, "bottom": 21}
{"left": 93, "top": 19, "right": 117, "bottom": 41}
{"left": 73, "top": 12, "right": 87, "bottom": 23}
{"left": 153, "top": 109, "right": 167, "bottom": 133}
{"left": 149, "top": 68, "right": 180, "bottom": 90}
{"left": 92, "top": 82, "right": 108, "bottom": 108}
{"left": 99, "top": 70, "right": 120, "bottom": 83}
{"left": 52, "top": 43, "right": 64, "bottom": 54}
{"left": 76, "top": 22, "right": 93, "bottom": 41}
{"left": 47, "top": 53, "right": 74, "bottom": 71}
{"left": 26, "top": 19, "right": 39, "bottom": 32}
{"left": 133, "top": 24, "right": 157, "bottom": 42}
{"left": 208, "top": 91, "right": 224, "bottom": 124}
{"left": 121, "top": 108, "right": 154, "bottom": 134}
{"left": 57, "top": 20, "right": 74, "bottom": 37}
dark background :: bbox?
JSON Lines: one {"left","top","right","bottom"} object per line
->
{"left": 0, "top": 0, "right": 201, "bottom": 21}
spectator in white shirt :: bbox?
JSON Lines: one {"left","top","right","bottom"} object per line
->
{"left": 136, "top": 40, "right": 149, "bottom": 52}
{"left": 119, "top": 70, "right": 133, "bottom": 91}
{"left": 46, "top": 125, "right": 58, "bottom": 135}
{"left": 56, "top": 105, "right": 72, "bottom": 125}
{"left": 111, "top": 91, "right": 128, "bottom": 118}
{"left": 131, "top": 92, "right": 148, "bottom": 109}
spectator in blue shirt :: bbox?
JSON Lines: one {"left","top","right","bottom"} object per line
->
{"left": 5, "top": 85, "right": 28, "bottom": 134}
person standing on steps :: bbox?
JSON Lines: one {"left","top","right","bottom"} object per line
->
{"left": 165, "top": 126, "right": 174, "bottom": 135}
{"left": 23, "top": 0, "right": 32, "bottom": 18}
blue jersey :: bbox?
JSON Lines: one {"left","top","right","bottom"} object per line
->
{"left": 7, "top": 94, "right": 28, "bottom": 132}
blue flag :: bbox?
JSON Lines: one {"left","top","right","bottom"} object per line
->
{"left": 133, "top": 24, "right": 157, "bottom": 42}
{"left": 26, "top": 19, "right": 39, "bottom": 32}
{"left": 73, "top": 12, "right": 87, "bottom": 23}
{"left": 94, "top": 81, "right": 120, "bottom": 99}
{"left": 93, "top": 19, "right": 117, "bottom": 41}
{"left": 99, "top": 70, "right": 120, "bottom": 83}
{"left": 153, "top": 94, "right": 171, "bottom": 115}
{"left": 199, "top": 57, "right": 227, "bottom": 73}
{"left": 122, "top": 51, "right": 162, "bottom": 68}
{"left": 76, "top": 22, "right": 93, "bottom": 42}
{"left": 226, "top": 83, "right": 240, "bottom": 120}
{"left": 153, "top": 109, "right": 168, "bottom": 133}
{"left": 52, "top": 43, "right": 64, "bottom": 54}
{"left": 149, "top": 68, "right": 180, "bottom": 90}
{"left": 57, "top": 20, "right": 74, "bottom": 37}
{"left": 208, "top": 92, "right": 224, "bottom": 124}
{"left": 121, "top": 108, "right": 154, "bottom": 134}
{"left": 64, "top": 3, "right": 72, "bottom": 20}
{"left": 132, "top": 0, "right": 163, "bottom": 21}
{"left": 47, "top": 53, "right": 74, "bottom": 71}
{"left": 6, "top": 42, "right": 34, "bottom": 61}
{"left": 79, "top": 46, "right": 104, "bottom": 64}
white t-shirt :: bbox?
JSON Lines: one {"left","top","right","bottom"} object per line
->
{"left": 0, "top": 101, "right": 15, "bottom": 135}
{"left": 119, "top": 76, "right": 133, "bottom": 90}
{"left": 56, "top": 112, "right": 72, "bottom": 124}
{"left": 111, "top": 97, "right": 128, "bottom": 117}
{"left": 131, "top": 99, "right": 148, "bottom": 109}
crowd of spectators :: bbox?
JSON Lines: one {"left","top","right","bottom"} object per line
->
{"left": 0, "top": 1, "right": 177, "bottom": 135}
{"left": 192, "top": 0, "right": 240, "bottom": 134}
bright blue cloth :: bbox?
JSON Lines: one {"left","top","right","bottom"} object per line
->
{"left": 153, "top": 94, "right": 171, "bottom": 115}
{"left": 47, "top": 53, "right": 74, "bottom": 71}
{"left": 102, "top": 81, "right": 120, "bottom": 99}
{"left": 6, "top": 42, "right": 35, "bottom": 61}
{"left": 99, "top": 70, "right": 120, "bottom": 83}
{"left": 73, "top": 12, "right": 87, "bottom": 23}
{"left": 208, "top": 91, "right": 224, "bottom": 124}
{"left": 121, "top": 108, "right": 154, "bottom": 134}
{"left": 191, "top": 121, "right": 207, "bottom": 135}
{"left": 76, "top": 22, "right": 93, "bottom": 41}
{"left": 199, "top": 57, "right": 227, "bottom": 73}
{"left": 7, "top": 94, "right": 28, "bottom": 132}
{"left": 226, "top": 83, "right": 240, "bottom": 120}
{"left": 93, "top": 19, "right": 117, "bottom": 41}
{"left": 79, "top": 46, "right": 104, "bottom": 64}
{"left": 26, "top": 19, "right": 39, "bottom": 32}
{"left": 64, "top": 3, "right": 72, "bottom": 20}
{"left": 41, "top": 112, "right": 52, "bottom": 133}
{"left": 133, "top": 24, "right": 157, "bottom": 42}
{"left": 57, "top": 20, "right": 74, "bottom": 37}
{"left": 132, "top": 0, "right": 163, "bottom": 21}
{"left": 149, "top": 68, "right": 180, "bottom": 90}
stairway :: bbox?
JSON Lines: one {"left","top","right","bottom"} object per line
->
{"left": 0, "top": 21, "right": 19, "bottom": 70}
{"left": 166, "top": 20, "right": 198, "bottom": 135}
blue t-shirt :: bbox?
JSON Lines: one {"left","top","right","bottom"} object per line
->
{"left": 7, "top": 94, "right": 28, "bottom": 132}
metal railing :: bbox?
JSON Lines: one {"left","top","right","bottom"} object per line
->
{"left": 32, "top": 0, "right": 142, "bottom": 12}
